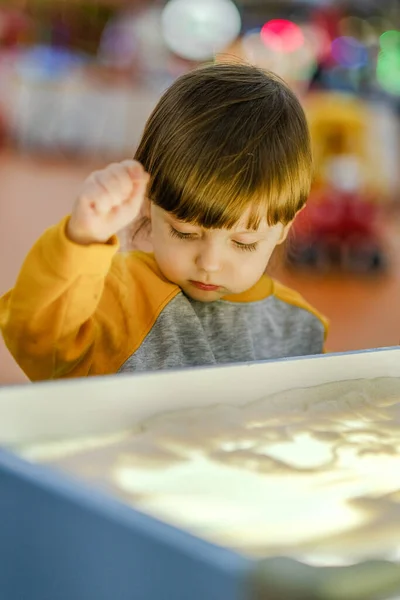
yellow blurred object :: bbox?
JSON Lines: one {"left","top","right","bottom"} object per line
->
{"left": 304, "top": 92, "right": 390, "bottom": 200}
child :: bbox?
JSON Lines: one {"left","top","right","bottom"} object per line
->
{"left": 0, "top": 63, "right": 328, "bottom": 381}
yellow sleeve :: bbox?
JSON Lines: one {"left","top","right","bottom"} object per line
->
{"left": 0, "top": 217, "right": 178, "bottom": 380}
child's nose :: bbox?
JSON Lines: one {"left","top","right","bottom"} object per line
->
{"left": 195, "top": 243, "right": 221, "bottom": 273}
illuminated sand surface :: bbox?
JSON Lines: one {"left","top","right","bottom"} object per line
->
{"left": 15, "top": 377, "right": 400, "bottom": 566}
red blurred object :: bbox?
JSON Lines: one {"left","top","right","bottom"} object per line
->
{"left": 0, "top": 8, "right": 32, "bottom": 48}
{"left": 310, "top": 5, "right": 343, "bottom": 66}
{"left": 288, "top": 188, "right": 387, "bottom": 273}
{"left": 261, "top": 19, "right": 304, "bottom": 54}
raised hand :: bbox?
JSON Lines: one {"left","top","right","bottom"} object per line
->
{"left": 67, "top": 160, "right": 150, "bottom": 245}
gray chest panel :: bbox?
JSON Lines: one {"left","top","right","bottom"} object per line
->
{"left": 119, "top": 293, "right": 325, "bottom": 373}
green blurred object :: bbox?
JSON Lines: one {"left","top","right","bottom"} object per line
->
{"left": 250, "top": 557, "right": 400, "bottom": 600}
{"left": 377, "top": 30, "right": 400, "bottom": 96}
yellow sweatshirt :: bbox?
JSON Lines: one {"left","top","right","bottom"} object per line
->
{"left": 0, "top": 217, "right": 328, "bottom": 381}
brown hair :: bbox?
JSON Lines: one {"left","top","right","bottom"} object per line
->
{"left": 134, "top": 62, "right": 312, "bottom": 230}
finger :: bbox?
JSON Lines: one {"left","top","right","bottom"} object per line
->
{"left": 87, "top": 160, "right": 144, "bottom": 181}
{"left": 79, "top": 180, "right": 113, "bottom": 215}
{"left": 92, "top": 193, "right": 115, "bottom": 216}
{"left": 105, "top": 163, "right": 135, "bottom": 201}
{"left": 119, "top": 159, "right": 141, "bottom": 171}
{"left": 120, "top": 159, "right": 148, "bottom": 181}
{"left": 127, "top": 171, "right": 150, "bottom": 204}
{"left": 98, "top": 165, "right": 149, "bottom": 205}
{"left": 94, "top": 171, "right": 126, "bottom": 207}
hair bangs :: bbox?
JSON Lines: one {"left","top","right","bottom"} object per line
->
{"left": 149, "top": 136, "right": 311, "bottom": 231}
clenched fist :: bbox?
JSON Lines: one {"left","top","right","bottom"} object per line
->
{"left": 67, "top": 160, "right": 150, "bottom": 245}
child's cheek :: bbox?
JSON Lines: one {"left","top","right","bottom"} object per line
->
{"left": 156, "top": 242, "right": 186, "bottom": 284}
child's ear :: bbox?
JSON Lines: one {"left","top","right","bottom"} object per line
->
{"left": 277, "top": 222, "right": 292, "bottom": 245}
{"left": 277, "top": 205, "right": 306, "bottom": 244}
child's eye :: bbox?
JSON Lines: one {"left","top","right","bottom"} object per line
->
{"left": 234, "top": 241, "right": 258, "bottom": 252}
{"left": 169, "top": 226, "right": 196, "bottom": 240}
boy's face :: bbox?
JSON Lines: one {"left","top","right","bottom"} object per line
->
{"left": 150, "top": 204, "right": 289, "bottom": 302}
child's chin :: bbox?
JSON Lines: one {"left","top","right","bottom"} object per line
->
{"left": 182, "top": 286, "right": 222, "bottom": 303}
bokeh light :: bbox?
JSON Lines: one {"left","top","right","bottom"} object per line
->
{"left": 161, "top": 0, "right": 241, "bottom": 61}
{"left": 261, "top": 19, "right": 304, "bottom": 54}
{"left": 240, "top": 22, "right": 317, "bottom": 91}
{"left": 380, "top": 30, "right": 400, "bottom": 52}
{"left": 331, "top": 36, "right": 368, "bottom": 69}
{"left": 377, "top": 30, "right": 400, "bottom": 96}
{"left": 15, "top": 45, "right": 87, "bottom": 81}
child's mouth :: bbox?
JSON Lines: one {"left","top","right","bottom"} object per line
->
{"left": 190, "top": 281, "right": 221, "bottom": 292}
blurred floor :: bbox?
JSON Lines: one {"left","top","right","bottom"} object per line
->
{"left": 0, "top": 150, "right": 399, "bottom": 384}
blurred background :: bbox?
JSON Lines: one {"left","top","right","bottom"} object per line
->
{"left": 0, "top": 0, "right": 400, "bottom": 383}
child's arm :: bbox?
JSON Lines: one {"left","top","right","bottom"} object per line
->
{"left": 0, "top": 160, "right": 150, "bottom": 381}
